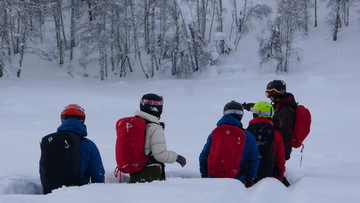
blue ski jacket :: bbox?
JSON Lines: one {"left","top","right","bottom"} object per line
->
{"left": 199, "top": 114, "right": 260, "bottom": 182}
{"left": 40, "top": 118, "right": 105, "bottom": 185}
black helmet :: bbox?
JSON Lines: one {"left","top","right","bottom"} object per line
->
{"left": 140, "top": 93, "right": 163, "bottom": 118}
{"left": 223, "top": 100, "right": 244, "bottom": 121}
{"left": 266, "top": 80, "right": 286, "bottom": 98}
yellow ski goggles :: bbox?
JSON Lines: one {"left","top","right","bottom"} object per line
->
{"left": 265, "top": 88, "right": 285, "bottom": 97}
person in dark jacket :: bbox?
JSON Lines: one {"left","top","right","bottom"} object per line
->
{"left": 40, "top": 104, "right": 105, "bottom": 194}
{"left": 247, "top": 101, "right": 286, "bottom": 184}
{"left": 199, "top": 101, "right": 260, "bottom": 187}
{"left": 265, "top": 80, "right": 297, "bottom": 161}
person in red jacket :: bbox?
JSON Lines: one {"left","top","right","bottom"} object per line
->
{"left": 246, "top": 101, "right": 287, "bottom": 185}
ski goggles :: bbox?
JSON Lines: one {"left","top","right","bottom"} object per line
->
{"left": 265, "top": 88, "right": 285, "bottom": 98}
{"left": 140, "top": 98, "right": 164, "bottom": 106}
{"left": 250, "top": 108, "right": 273, "bottom": 118}
{"left": 224, "top": 109, "right": 244, "bottom": 116}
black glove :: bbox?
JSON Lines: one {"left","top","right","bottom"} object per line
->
{"left": 242, "top": 102, "right": 254, "bottom": 111}
{"left": 160, "top": 122, "right": 165, "bottom": 129}
{"left": 281, "top": 177, "right": 290, "bottom": 187}
{"left": 176, "top": 155, "right": 186, "bottom": 167}
{"left": 201, "top": 174, "right": 208, "bottom": 178}
{"left": 245, "top": 178, "right": 255, "bottom": 188}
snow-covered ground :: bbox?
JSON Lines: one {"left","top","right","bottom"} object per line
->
{"left": 1, "top": 5, "right": 360, "bottom": 203}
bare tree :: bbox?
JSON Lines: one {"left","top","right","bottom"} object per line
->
{"left": 258, "top": 0, "right": 303, "bottom": 73}
{"left": 327, "top": 0, "right": 354, "bottom": 41}
{"left": 52, "top": 0, "right": 65, "bottom": 65}
{"left": 129, "top": 0, "right": 149, "bottom": 78}
{"left": 314, "top": 0, "right": 318, "bottom": 27}
{"left": 303, "top": 0, "right": 310, "bottom": 35}
{"left": 70, "top": 0, "right": 80, "bottom": 62}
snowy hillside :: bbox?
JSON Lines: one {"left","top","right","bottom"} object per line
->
{"left": 1, "top": 2, "right": 360, "bottom": 203}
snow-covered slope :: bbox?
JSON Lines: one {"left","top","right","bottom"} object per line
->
{"left": 0, "top": 2, "right": 359, "bottom": 203}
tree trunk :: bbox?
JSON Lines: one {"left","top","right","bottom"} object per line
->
{"left": 129, "top": 0, "right": 149, "bottom": 78}
{"left": 217, "top": 0, "right": 224, "bottom": 54}
{"left": 52, "top": 0, "right": 64, "bottom": 65}
{"left": 149, "top": 0, "right": 158, "bottom": 76}
{"left": 304, "top": 0, "right": 309, "bottom": 35}
{"left": 2, "top": 3, "right": 11, "bottom": 55}
{"left": 314, "top": 0, "right": 318, "bottom": 27}
{"left": 57, "top": 0, "right": 67, "bottom": 45}
{"left": 144, "top": 0, "right": 150, "bottom": 49}
{"left": 208, "top": 1, "right": 216, "bottom": 43}
{"left": 70, "top": 0, "right": 77, "bottom": 61}
{"left": 0, "top": 62, "right": 3, "bottom": 78}
{"left": 345, "top": 0, "right": 349, "bottom": 26}
{"left": 333, "top": 0, "right": 341, "bottom": 41}
{"left": 172, "top": 1, "right": 180, "bottom": 76}
{"left": 87, "top": 0, "right": 94, "bottom": 21}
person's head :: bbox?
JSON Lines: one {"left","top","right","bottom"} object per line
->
{"left": 265, "top": 80, "right": 286, "bottom": 102}
{"left": 140, "top": 93, "right": 163, "bottom": 118}
{"left": 60, "top": 104, "right": 86, "bottom": 123}
{"left": 250, "top": 101, "right": 274, "bottom": 119}
{"left": 223, "top": 100, "right": 244, "bottom": 121}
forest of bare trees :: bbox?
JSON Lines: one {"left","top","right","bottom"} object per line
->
{"left": 0, "top": 0, "right": 358, "bottom": 79}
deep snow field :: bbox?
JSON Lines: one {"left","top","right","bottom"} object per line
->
{"left": 1, "top": 6, "right": 360, "bottom": 203}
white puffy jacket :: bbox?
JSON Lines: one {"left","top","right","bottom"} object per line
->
{"left": 134, "top": 111, "right": 178, "bottom": 163}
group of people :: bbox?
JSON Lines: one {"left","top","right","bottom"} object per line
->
{"left": 199, "top": 80, "right": 297, "bottom": 187}
{"left": 39, "top": 79, "right": 297, "bottom": 194}
{"left": 200, "top": 79, "right": 297, "bottom": 187}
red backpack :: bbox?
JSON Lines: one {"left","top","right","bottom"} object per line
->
{"left": 115, "top": 117, "right": 149, "bottom": 174}
{"left": 208, "top": 124, "right": 246, "bottom": 178}
{"left": 291, "top": 105, "right": 311, "bottom": 148}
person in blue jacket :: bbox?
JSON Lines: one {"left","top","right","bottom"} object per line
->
{"left": 40, "top": 104, "right": 105, "bottom": 194}
{"left": 199, "top": 101, "right": 260, "bottom": 187}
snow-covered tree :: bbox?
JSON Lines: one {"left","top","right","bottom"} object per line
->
{"left": 229, "top": 0, "right": 272, "bottom": 51}
{"left": 327, "top": 0, "right": 355, "bottom": 41}
{"left": 258, "top": 0, "right": 304, "bottom": 73}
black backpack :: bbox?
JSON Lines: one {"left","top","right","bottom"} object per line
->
{"left": 247, "top": 122, "right": 275, "bottom": 179}
{"left": 40, "top": 131, "right": 81, "bottom": 194}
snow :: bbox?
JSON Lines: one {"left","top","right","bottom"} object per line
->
{"left": 1, "top": 6, "right": 360, "bottom": 203}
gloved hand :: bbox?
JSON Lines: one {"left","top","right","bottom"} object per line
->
{"left": 242, "top": 102, "right": 254, "bottom": 111}
{"left": 176, "top": 155, "right": 186, "bottom": 167}
{"left": 245, "top": 178, "right": 255, "bottom": 188}
{"left": 160, "top": 122, "right": 165, "bottom": 129}
{"left": 201, "top": 174, "right": 208, "bottom": 178}
{"left": 281, "top": 177, "right": 290, "bottom": 187}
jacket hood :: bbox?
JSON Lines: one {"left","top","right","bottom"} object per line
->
{"left": 57, "top": 118, "right": 88, "bottom": 137}
{"left": 216, "top": 114, "right": 243, "bottom": 128}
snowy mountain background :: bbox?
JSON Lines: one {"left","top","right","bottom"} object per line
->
{"left": 1, "top": 1, "right": 360, "bottom": 203}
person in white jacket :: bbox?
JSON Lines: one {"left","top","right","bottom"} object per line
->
{"left": 130, "top": 93, "right": 186, "bottom": 183}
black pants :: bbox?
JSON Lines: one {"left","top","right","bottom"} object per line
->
{"left": 129, "top": 163, "right": 165, "bottom": 183}
{"left": 129, "top": 156, "right": 166, "bottom": 183}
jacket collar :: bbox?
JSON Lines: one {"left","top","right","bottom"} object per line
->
{"left": 134, "top": 110, "right": 160, "bottom": 124}
{"left": 57, "top": 118, "right": 87, "bottom": 137}
{"left": 274, "top": 93, "right": 296, "bottom": 108}
{"left": 248, "top": 116, "right": 274, "bottom": 126}
{"left": 217, "top": 114, "right": 243, "bottom": 128}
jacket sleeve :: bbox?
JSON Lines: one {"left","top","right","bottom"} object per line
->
{"left": 273, "top": 131, "right": 286, "bottom": 180}
{"left": 199, "top": 134, "right": 212, "bottom": 176}
{"left": 87, "top": 141, "right": 105, "bottom": 183}
{"left": 243, "top": 132, "right": 260, "bottom": 180}
{"left": 276, "top": 106, "right": 296, "bottom": 160}
{"left": 278, "top": 107, "right": 295, "bottom": 147}
{"left": 147, "top": 123, "right": 178, "bottom": 163}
